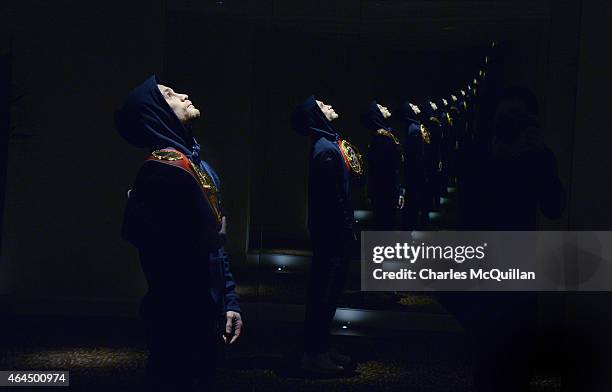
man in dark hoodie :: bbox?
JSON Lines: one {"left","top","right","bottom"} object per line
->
{"left": 401, "top": 102, "right": 430, "bottom": 229}
{"left": 439, "top": 87, "right": 565, "bottom": 392}
{"left": 291, "top": 96, "right": 360, "bottom": 375}
{"left": 421, "top": 100, "right": 445, "bottom": 211}
{"left": 363, "top": 101, "right": 405, "bottom": 230}
{"left": 115, "top": 75, "right": 242, "bottom": 391}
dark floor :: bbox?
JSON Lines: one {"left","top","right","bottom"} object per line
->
{"left": 0, "top": 315, "right": 561, "bottom": 392}
{"left": 0, "top": 182, "right": 568, "bottom": 391}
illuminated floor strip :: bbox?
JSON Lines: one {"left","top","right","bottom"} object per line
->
{"left": 240, "top": 302, "right": 461, "bottom": 337}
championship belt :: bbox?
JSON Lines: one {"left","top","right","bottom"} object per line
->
{"left": 445, "top": 112, "right": 454, "bottom": 127}
{"left": 376, "top": 129, "right": 400, "bottom": 145}
{"left": 376, "top": 129, "right": 405, "bottom": 163}
{"left": 429, "top": 116, "right": 442, "bottom": 128}
{"left": 147, "top": 149, "right": 223, "bottom": 223}
{"left": 338, "top": 139, "right": 364, "bottom": 177}
{"left": 420, "top": 123, "right": 431, "bottom": 144}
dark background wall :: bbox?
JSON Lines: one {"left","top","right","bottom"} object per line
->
{"left": 569, "top": 0, "right": 612, "bottom": 229}
{"left": 0, "top": 0, "right": 166, "bottom": 316}
{"left": 0, "top": 0, "right": 609, "bottom": 317}
{"left": 164, "top": 0, "right": 554, "bottom": 251}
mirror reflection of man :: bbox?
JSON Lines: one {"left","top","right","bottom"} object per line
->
{"left": 292, "top": 96, "right": 355, "bottom": 375}
{"left": 441, "top": 87, "right": 565, "bottom": 392}
{"left": 401, "top": 102, "right": 430, "bottom": 230}
{"left": 363, "top": 101, "right": 405, "bottom": 230}
{"left": 115, "top": 75, "right": 242, "bottom": 391}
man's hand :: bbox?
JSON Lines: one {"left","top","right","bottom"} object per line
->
{"left": 218, "top": 216, "right": 227, "bottom": 247}
{"left": 223, "top": 311, "right": 242, "bottom": 344}
{"left": 219, "top": 216, "right": 227, "bottom": 235}
{"left": 398, "top": 195, "right": 405, "bottom": 210}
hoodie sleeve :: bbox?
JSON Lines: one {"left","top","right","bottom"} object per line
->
{"left": 405, "top": 125, "right": 425, "bottom": 168}
{"left": 219, "top": 248, "right": 241, "bottom": 313}
{"left": 198, "top": 162, "right": 240, "bottom": 313}
{"left": 311, "top": 147, "right": 353, "bottom": 234}
{"left": 368, "top": 135, "right": 403, "bottom": 201}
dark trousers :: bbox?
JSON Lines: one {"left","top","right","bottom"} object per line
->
{"left": 430, "top": 171, "right": 443, "bottom": 208}
{"left": 141, "top": 292, "right": 222, "bottom": 392}
{"left": 437, "top": 292, "right": 538, "bottom": 392}
{"left": 304, "top": 233, "right": 351, "bottom": 355}
{"left": 423, "top": 171, "right": 437, "bottom": 211}
{"left": 403, "top": 178, "right": 429, "bottom": 230}
{"left": 371, "top": 197, "right": 396, "bottom": 231}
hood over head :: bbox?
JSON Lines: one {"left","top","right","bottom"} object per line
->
{"left": 290, "top": 95, "right": 338, "bottom": 140}
{"left": 362, "top": 101, "right": 391, "bottom": 132}
{"left": 400, "top": 101, "right": 421, "bottom": 124}
{"left": 421, "top": 99, "right": 439, "bottom": 119}
{"left": 114, "top": 75, "right": 198, "bottom": 159}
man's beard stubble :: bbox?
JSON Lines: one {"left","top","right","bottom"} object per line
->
{"left": 187, "top": 106, "right": 201, "bottom": 122}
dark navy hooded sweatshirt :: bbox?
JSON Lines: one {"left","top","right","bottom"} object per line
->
{"left": 291, "top": 96, "right": 353, "bottom": 241}
{"left": 115, "top": 75, "right": 240, "bottom": 316}
{"left": 363, "top": 101, "right": 404, "bottom": 206}
{"left": 400, "top": 102, "right": 429, "bottom": 208}
{"left": 420, "top": 101, "right": 444, "bottom": 178}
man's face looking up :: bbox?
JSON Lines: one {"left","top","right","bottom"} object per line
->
{"left": 158, "top": 84, "right": 201, "bottom": 124}
{"left": 316, "top": 99, "right": 339, "bottom": 121}
{"left": 377, "top": 103, "right": 391, "bottom": 119}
